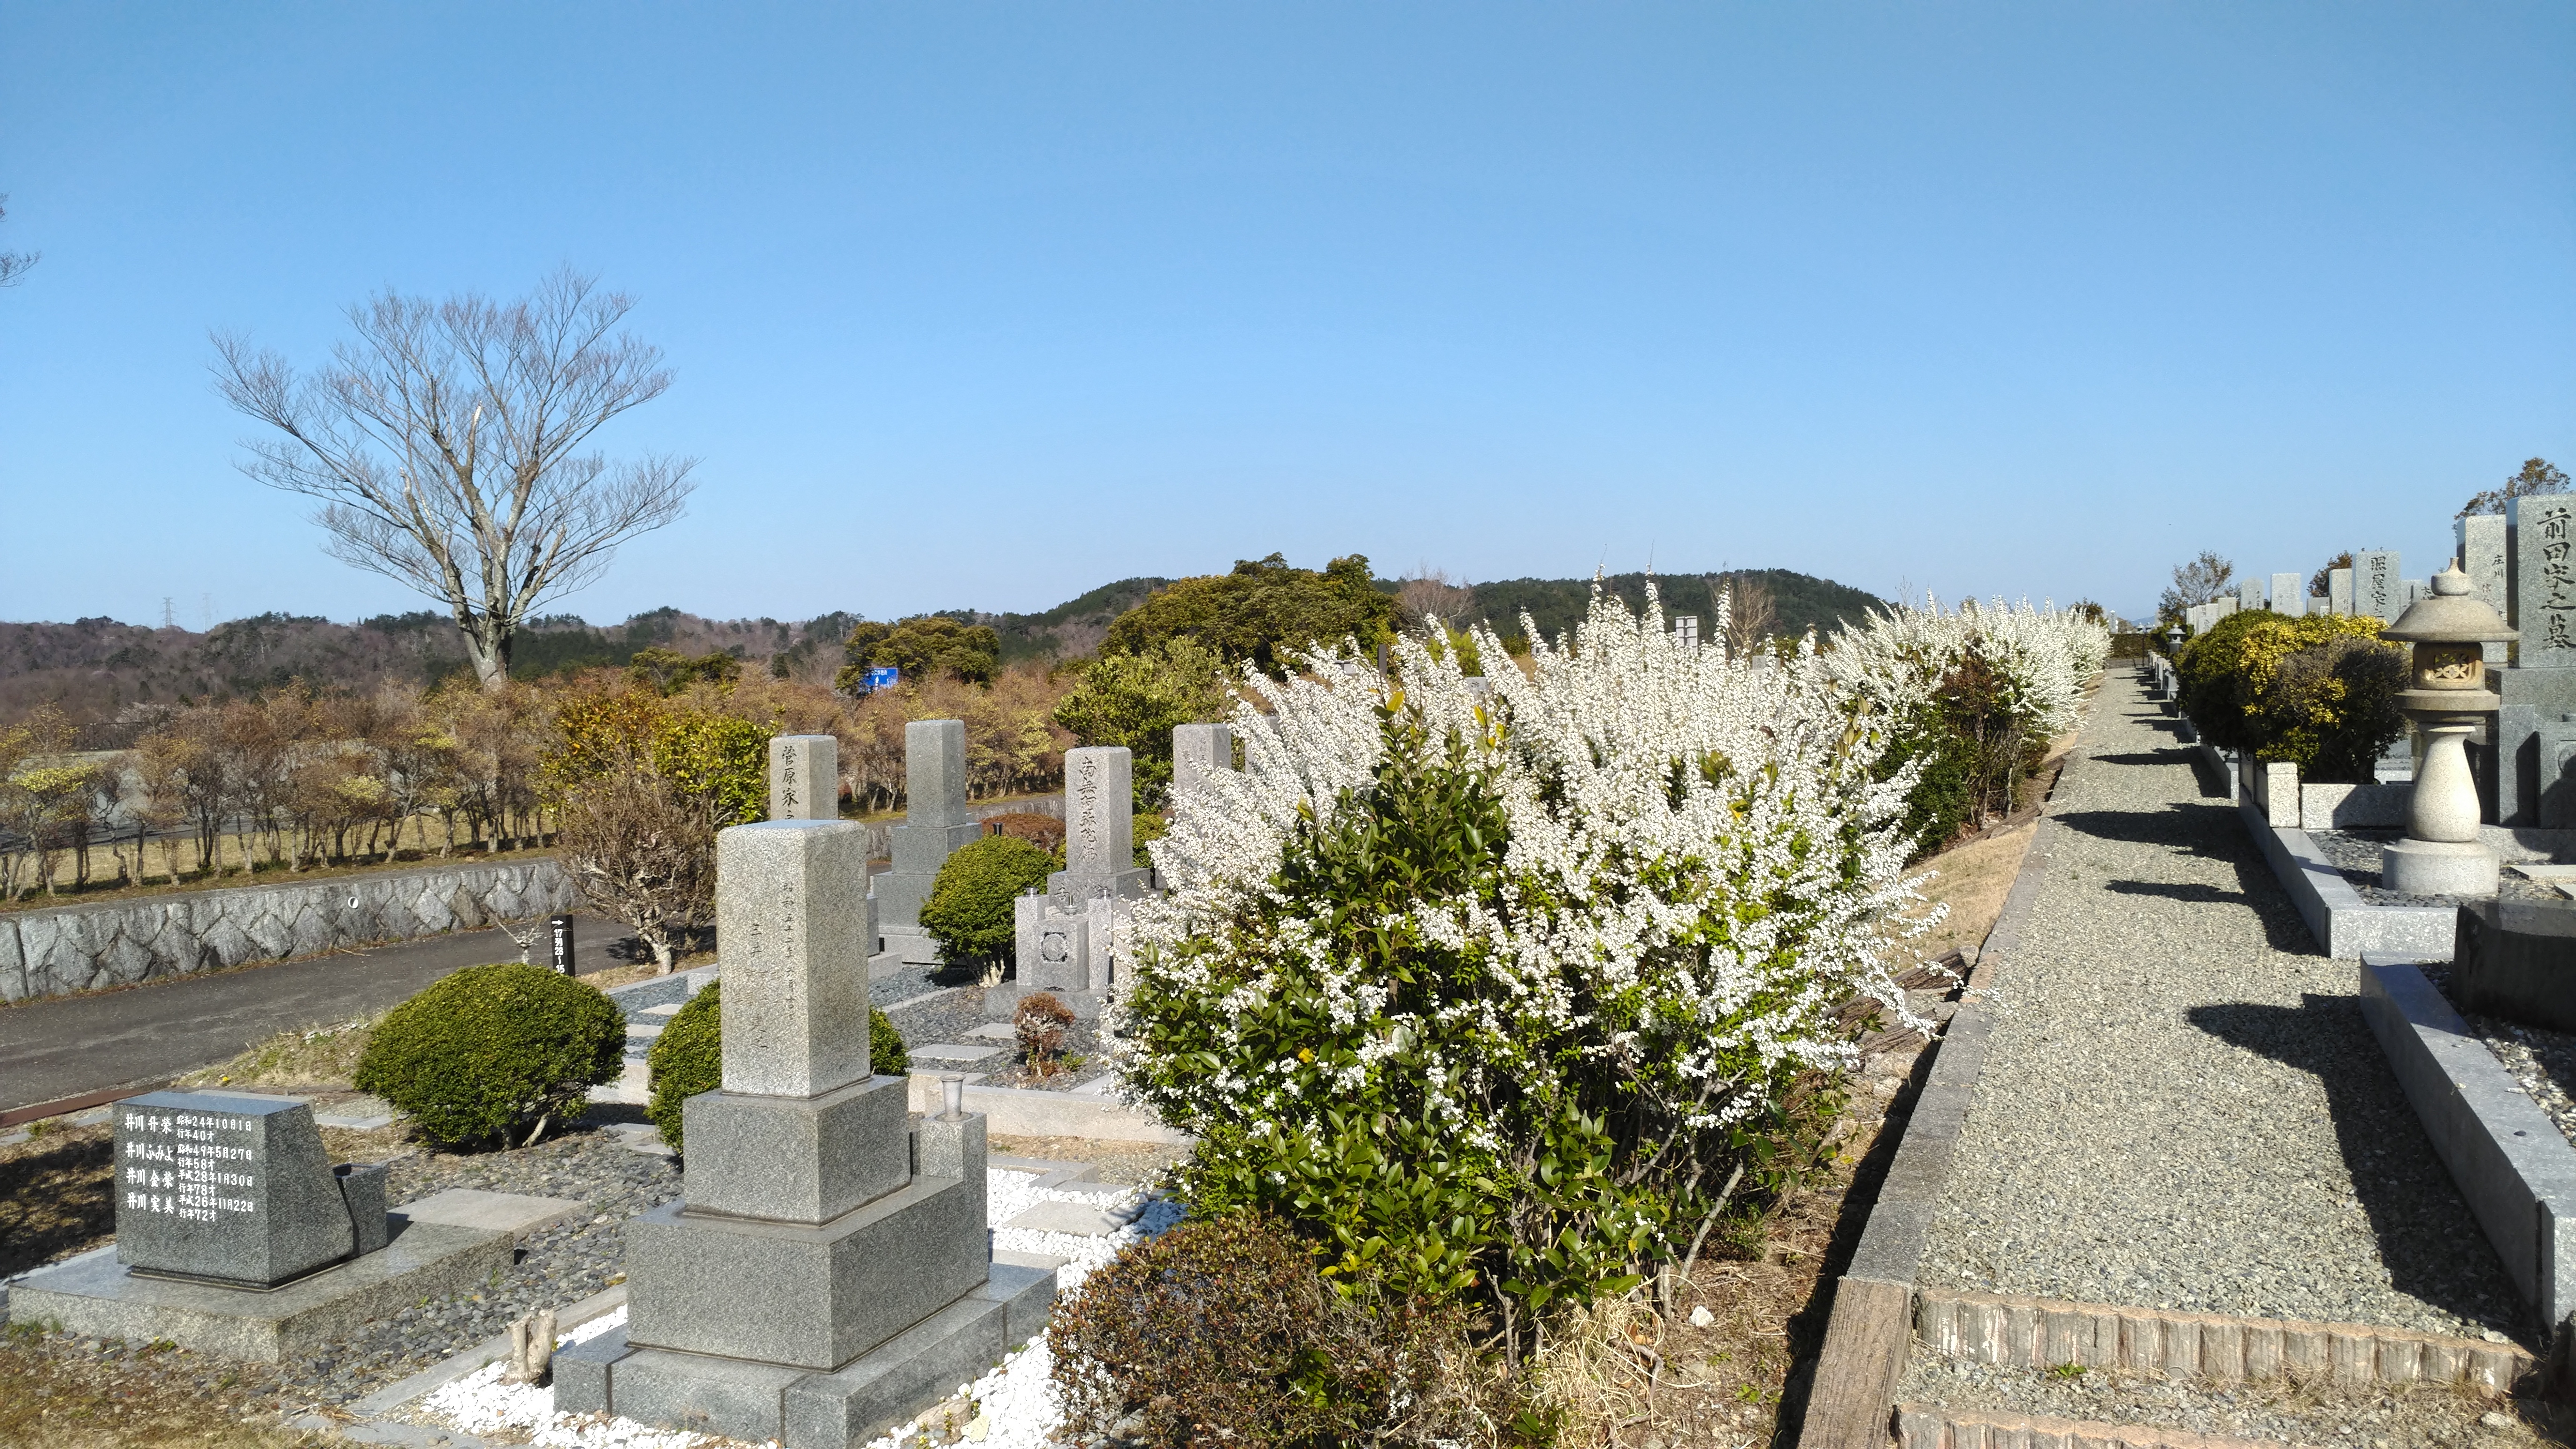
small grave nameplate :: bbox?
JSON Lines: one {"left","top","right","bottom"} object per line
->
{"left": 114, "top": 1091, "right": 361, "bottom": 1289}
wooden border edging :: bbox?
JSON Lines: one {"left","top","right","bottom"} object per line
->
{"left": 1794, "top": 793, "right": 2068, "bottom": 1448}
{"left": 2359, "top": 954, "right": 2576, "bottom": 1328}
{"left": 0, "top": 1081, "right": 171, "bottom": 1129}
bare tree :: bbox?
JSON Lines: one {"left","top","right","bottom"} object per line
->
{"left": 2458, "top": 458, "right": 2570, "bottom": 519}
{"left": 2156, "top": 550, "right": 2235, "bottom": 623}
{"left": 1715, "top": 573, "right": 1776, "bottom": 658}
{"left": 0, "top": 195, "right": 35, "bottom": 288}
{"left": 212, "top": 268, "right": 694, "bottom": 690}
{"left": 1395, "top": 566, "right": 1477, "bottom": 633}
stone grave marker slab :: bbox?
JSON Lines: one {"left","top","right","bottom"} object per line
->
{"left": 114, "top": 1091, "right": 360, "bottom": 1289}
{"left": 2354, "top": 550, "right": 2402, "bottom": 623}
{"left": 769, "top": 734, "right": 840, "bottom": 822}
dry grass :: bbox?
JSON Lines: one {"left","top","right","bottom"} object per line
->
{"left": 0, "top": 1121, "right": 116, "bottom": 1279}
{"left": 174, "top": 1017, "right": 383, "bottom": 1093}
{"left": 1909, "top": 820, "right": 2038, "bottom": 967}
{"left": 0, "top": 1329, "right": 355, "bottom": 1448}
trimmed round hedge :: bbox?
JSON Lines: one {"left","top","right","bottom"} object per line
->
{"left": 354, "top": 962, "right": 625, "bottom": 1151}
{"left": 920, "top": 833, "right": 1054, "bottom": 967}
{"left": 645, "top": 980, "right": 912, "bottom": 1153}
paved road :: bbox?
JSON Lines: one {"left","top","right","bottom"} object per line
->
{"left": 0, "top": 914, "right": 640, "bottom": 1113}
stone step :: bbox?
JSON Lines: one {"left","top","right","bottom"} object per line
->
{"left": 909, "top": 1043, "right": 1005, "bottom": 1065}
{"left": 1915, "top": 1289, "right": 2530, "bottom": 1393}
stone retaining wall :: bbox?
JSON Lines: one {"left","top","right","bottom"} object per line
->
{"left": 0, "top": 857, "right": 575, "bottom": 1003}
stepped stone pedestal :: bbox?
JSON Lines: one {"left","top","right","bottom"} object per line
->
{"left": 555, "top": 817, "right": 1055, "bottom": 1449}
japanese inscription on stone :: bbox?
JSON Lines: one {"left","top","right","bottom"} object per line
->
{"left": 2513, "top": 495, "right": 2576, "bottom": 665}
{"left": 113, "top": 1090, "right": 359, "bottom": 1288}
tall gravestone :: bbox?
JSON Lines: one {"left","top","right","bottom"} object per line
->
{"left": 771, "top": 735, "right": 875, "bottom": 958}
{"left": 2495, "top": 494, "right": 2576, "bottom": 823}
{"left": 875, "top": 720, "right": 978, "bottom": 967}
{"left": 769, "top": 735, "right": 840, "bottom": 822}
{"left": 2460, "top": 514, "right": 2511, "bottom": 664}
{"left": 2237, "top": 577, "right": 2265, "bottom": 613}
{"left": 2330, "top": 567, "right": 2354, "bottom": 616}
{"left": 112, "top": 1091, "right": 389, "bottom": 1289}
{"left": 1172, "top": 723, "right": 1234, "bottom": 800}
{"left": 2269, "top": 572, "right": 2304, "bottom": 618}
{"left": 555, "top": 819, "right": 1054, "bottom": 1448}
{"left": 993, "top": 746, "right": 1157, "bottom": 1022}
{"left": 2354, "top": 550, "right": 2402, "bottom": 623}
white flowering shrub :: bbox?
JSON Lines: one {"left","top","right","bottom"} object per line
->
{"left": 1822, "top": 596, "right": 2109, "bottom": 850}
{"left": 1112, "top": 587, "right": 1934, "bottom": 1331}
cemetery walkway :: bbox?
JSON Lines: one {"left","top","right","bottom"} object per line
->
{"left": 1913, "top": 671, "right": 2521, "bottom": 1339}
{"left": 0, "top": 913, "right": 635, "bottom": 1115}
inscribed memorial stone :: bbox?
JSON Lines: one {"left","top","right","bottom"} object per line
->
{"left": 2512, "top": 494, "right": 2576, "bottom": 666}
{"left": 2354, "top": 551, "right": 2402, "bottom": 623}
{"left": 2330, "top": 568, "right": 2354, "bottom": 616}
{"left": 768, "top": 735, "right": 839, "bottom": 822}
{"left": 2270, "top": 573, "right": 2304, "bottom": 617}
{"left": 114, "top": 1091, "right": 365, "bottom": 1288}
{"left": 2460, "top": 513, "right": 2511, "bottom": 663}
{"left": 2238, "top": 578, "right": 2264, "bottom": 613}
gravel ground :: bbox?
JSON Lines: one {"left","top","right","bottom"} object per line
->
{"left": 269, "top": 1124, "right": 683, "bottom": 1405}
{"left": 882, "top": 979, "right": 1107, "bottom": 1091}
{"left": 2421, "top": 963, "right": 2576, "bottom": 1154}
{"left": 1916, "top": 673, "right": 2528, "bottom": 1341}
{"left": 1894, "top": 1355, "right": 2555, "bottom": 1449}
{"left": 2304, "top": 830, "right": 2564, "bottom": 908}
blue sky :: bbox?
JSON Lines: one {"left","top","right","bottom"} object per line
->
{"left": 1, "top": 3, "right": 2568, "bottom": 628}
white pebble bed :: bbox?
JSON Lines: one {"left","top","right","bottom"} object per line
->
{"left": 402, "top": 1167, "right": 1183, "bottom": 1448}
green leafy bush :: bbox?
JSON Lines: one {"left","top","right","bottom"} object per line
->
{"left": 644, "top": 981, "right": 910, "bottom": 1152}
{"left": 355, "top": 963, "right": 625, "bottom": 1151}
{"left": 2177, "top": 609, "right": 2405, "bottom": 781}
{"left": 1048, "top": 1212, "right": 1501, "bottom": 1448}
{"left": 1050, "top": 639, "right": 1228, "bottom": 809}
{"left": 645, "top": 983, "right": 722, "bottom": 1152}
{"left": 919, "top": 834, "right": 1053, "bottom": 967}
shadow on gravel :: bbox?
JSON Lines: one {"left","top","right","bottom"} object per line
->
{"left": 2088, "top": 750, "right": 2194, "bottom": 768}
{"left": 2103, "top": 880, "right": 2243, "bottom": 904}
{"left": 2185, "top": 996, "right": 2526, "bottom": 1335}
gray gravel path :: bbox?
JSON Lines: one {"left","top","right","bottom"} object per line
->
{"left": 1894, "top": 1357, "right": 2548, "bottom": 1449}
{"left": 1916, "top": 673, "right": 2526, "bottom": 1340}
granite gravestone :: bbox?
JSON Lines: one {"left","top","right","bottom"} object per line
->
{"left": 2237, "top": 577, "right": 2265, "bottom": 613}
{"left": 2495, "top": 494, "right": 2576, "bottom": 823}
{"left": 1172, "top": 723, "right": 1235, "bottom": 800}
{"left": 2330, "top": 567, "right": 2354, "bottom": 616}
{"left": 2354, "top": 550, "right": 2402, "bottom": 623}
{"left": 874, "top": 720, "right": 979, "bottom": 966}
{"left": 2460, "top": 513, "right": 2511, "bottom": 664}
{"left": 769, "top": 735, "right": 840, "bottom": 823}
{"left": 113, "top": 1091, "right": 390, "bottom": 1289}
{"left": 992, "top": 747, "right": 1156, "bottom": 1022}
{"left": 2270, "top": 572, "right": 2304, "bottom": 618}
{"left": 554, "top": 819, "right": 1052, "bottom": 1448}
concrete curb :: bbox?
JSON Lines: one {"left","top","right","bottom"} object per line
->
{"left": 2358, "top": 955, "right": 2576, "bottom": 1329}
{"left": 1795, "top": 779, "right": 2070, "bottom": 1449}
{"left": 903, "top": 1072, "right": 1188, "bottom": 1144}
{"left": 2240, "top": 798, "right": 2453, "bottom": 961}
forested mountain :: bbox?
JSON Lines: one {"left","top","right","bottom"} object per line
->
{"left": 0, "top": 567, "right": 1878, "bottom": 741}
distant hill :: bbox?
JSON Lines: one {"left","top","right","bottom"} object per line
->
{"left": 0, "top": 567, "right": 1878, "bottom": 741}
{"left": 1463, "top": 570, "right": 1886, "bottom": 650}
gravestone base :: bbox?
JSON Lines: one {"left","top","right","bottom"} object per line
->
{"left": 5, "top": 1219, "right": 513, "bottom": 1361}
{"left": 875, "top": 926, "right": 943, "bottom": 969}
{"left": 553, "top": 1262, "right": 1054, "bottom": 1449}
{"left": 2383, "top": 838, "right": 2500, "bottom": 896}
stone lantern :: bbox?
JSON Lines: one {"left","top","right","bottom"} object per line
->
{"left": 2380, "top": 564, "right": 2517, "bottom": 895}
